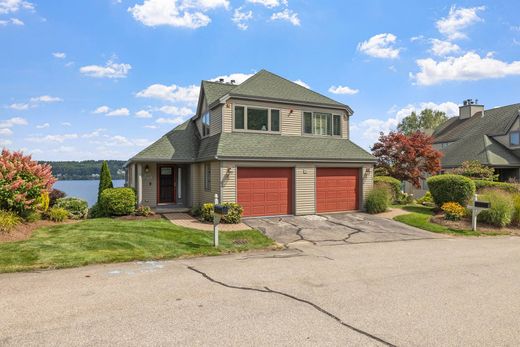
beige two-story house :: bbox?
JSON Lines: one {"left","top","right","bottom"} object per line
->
{"left": 126, "top": 70, "right": 375, "bottom": 217}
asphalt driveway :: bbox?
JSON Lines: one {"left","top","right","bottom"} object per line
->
{"left": 2, "top": 213, "right": 520, "bottom": 346}
{"left": 244, "top": 212, "right": 445, "bottom": 246}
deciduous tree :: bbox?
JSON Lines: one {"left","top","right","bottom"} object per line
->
{"left": 371, "top": 131, "right": 442, "bottom": 188}
{"left": 397, "top": 109, "right": 448, "bottom": 135}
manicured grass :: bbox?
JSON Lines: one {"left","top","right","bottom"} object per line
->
{"left": 393, "top": 204, "right": 493, "bottom": 236}
{"left": 0, "top": 218, "right": 274, "bottom": 273}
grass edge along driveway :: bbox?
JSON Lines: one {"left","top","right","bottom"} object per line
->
{"left": 393, "top": 205, "right": 504, "bottom": 236}
{"left": 0, "top": 218, "right": 274, "bottom": 273}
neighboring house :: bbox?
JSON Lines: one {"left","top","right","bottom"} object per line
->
{"left": 125, "top": 70, "right": 375, "bottom": 217}
{"left": 405, "top": 99, "right": 520, "bottom": 197}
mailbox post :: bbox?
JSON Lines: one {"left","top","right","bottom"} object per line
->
{"left": 213, "top": 194, "right": 229, "bottom": 247}
{"left": 467, "top": 194, "right": 491, "bottom": 231}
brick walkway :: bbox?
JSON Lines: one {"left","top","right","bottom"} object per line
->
{"left": 163, "top": 213, "right": 251, "bottom": 231}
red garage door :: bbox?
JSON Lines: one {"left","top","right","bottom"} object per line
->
{"left": 316, "top": 168, "right": 359, "bottom": 213}
{"left": 237, "top": 167, "right": 293, "bottom": 217}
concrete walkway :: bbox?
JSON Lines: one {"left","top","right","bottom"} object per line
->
{"left": 163, "top": 212, "right": 251, "bottom": 231}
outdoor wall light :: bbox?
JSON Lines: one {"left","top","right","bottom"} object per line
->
{"left": 144, "top": 164, "right": 149, "bottom": 173}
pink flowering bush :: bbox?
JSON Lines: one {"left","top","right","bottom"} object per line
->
{"left": 0, "top": 149, "right": 56, "bottom": 214}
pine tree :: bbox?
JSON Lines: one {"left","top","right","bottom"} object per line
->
{"left": 97, "top": 160, "right": 113, "bottom": 203}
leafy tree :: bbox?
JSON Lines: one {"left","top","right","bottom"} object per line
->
{"left": 453, "top": 160, "right": 498, "bottom": 181}
{"left": 397, "top": 109, "right": 448, "bottom": 135}
{"left": 97, "top": 161, "right": 113, "bottom": 203}
{"left": 0, "top": 149, "right": 56, "bottom": 214}
{"left": 371, "top": 131, "right": 443, "bottom": 188}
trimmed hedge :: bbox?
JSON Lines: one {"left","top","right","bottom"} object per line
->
{"left": 99, "top": 188, "right": 136, "bottom": 216}
{"left": 427, "top": 174, "right": 476, "bottom": 207}
{"left": 374, "top": 176, "right": 401, "bottom": 200}
{"left": 473, "top": 180, "right": 520, "bottom": 194}
{"left": 55, "top": 197, "right": 88, "bottom": 220}
{"left": 365, "top": 188, "right": 390, "bottom": 214}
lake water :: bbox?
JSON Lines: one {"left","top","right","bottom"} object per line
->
{"left": 54, "top": 179, "right": 125, "bottom": 206}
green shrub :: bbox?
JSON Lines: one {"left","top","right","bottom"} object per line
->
{"left": 427, "top": 174, "right": 476, "bottom": 207}
{"left": 0, "top": 210, "right": 21, "bottom": 232}
{"left": 199, "top": 202, "right": 244, "bottom": 224}
{"left": 49, "top": 188, "right": 66, "bottom": 206}
{"left": 99, "top": 188, "right": 136, "bottom": 216}
{"left": 88, "top": 203, "right": 105, "bottom": 219}
{"left": 134, "top": 205, "right": 154, "bottom": 217}
{"left": 22, "top": 210, "right": 42, "bottom": 223}
{"left": 395, "top": 192, "right": 414, "bottom": 205}
{"left": 473, "top": 180, "right": 520, "bottom": 194}
{"left": 416, "top": 191, "right": 433, "bottom": 205}
{"left": 97, "top": 161, "right": 113, "bottom": 203}
{"left": 478, "top": 189, "right": 514, "bottom": 227}
{"left": 365, "top": 188, "right": 390, "bottom": 214}
{"left": 55, "top": 197, "right": 89, "bottom": 220}
{"left": 48, "top": 207, "right": 69, "bottom": 222}
{"left": 190, "top": 204, "right": 202, "bottom": 217}
{"left": 512, "top": 194, "right": 520, "bottom": 226}
{"left": 373, "top": 176, "right": 401, "bottom": 201}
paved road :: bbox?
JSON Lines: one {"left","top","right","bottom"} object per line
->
{"left": 2, "top": 213, "right": 520, "bottom": 346}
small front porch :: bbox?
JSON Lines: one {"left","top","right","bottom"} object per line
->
{"left": 126, "top": 162, "right": 192, "bottom": 209}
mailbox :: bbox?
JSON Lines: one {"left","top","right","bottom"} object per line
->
{"left": 474, "top": 201, "right": 490, "bottom": 209}
{"left": 214, "top": 205, "right": 229, "bottom": 216}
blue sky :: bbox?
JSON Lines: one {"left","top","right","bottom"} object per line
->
{"left": 1, "top": 0, "right": 519, "bottom": 160}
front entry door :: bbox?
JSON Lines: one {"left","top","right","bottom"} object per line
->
{"left": 158, "top": 165, "right": 175, "bottom": 203}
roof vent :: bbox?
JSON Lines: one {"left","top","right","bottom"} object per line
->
{"left": 230, "top": 79, "right": 236, "bottom": 84}
{"left": 219, "top": 78, "right": 224, "bottom": 83}
{"left": 460, "top": 98, "right": 484, "bottom": 119}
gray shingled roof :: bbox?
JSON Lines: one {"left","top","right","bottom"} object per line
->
{"left": 129, "top": 120, "right": 199, "bottom": 162}
{"left": 207, "top": 70, "right": 352, "bottom": 112}
{"left": 434, "top": 103, "right": 520, "bottom": 167}
{"left": 215, "top": 132, "right": 375, "bottom": 161}
{"left": 201, "top": 80, "right": 235, "bottom": 106}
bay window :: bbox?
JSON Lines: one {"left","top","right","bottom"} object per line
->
{"left": 303, "top": 112, "right": 342, "bottom": 136}
{"left": 233, "top": 105, "right": 280, "bottom": 132}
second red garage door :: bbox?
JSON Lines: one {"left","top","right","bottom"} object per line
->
{"left": 316, "top": 168, "right": 359, "bottom": 213}
{"left": 237, "top": 167, "right": 293, "bottom": 217}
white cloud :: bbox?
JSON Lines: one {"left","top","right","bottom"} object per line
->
{"left": 82, "top": 128, "right": 106, "bottom": 138}
{"left": 0, "top": 17, "right": 23, "bottom": 25}
{"left": 357, "top": 33, "right": 400, "bottom": 59}
{"left": 351, "top": 101, "right": 459, "bottom": 149}
{"left": 29, "top": 95, "right": 62, "bottom": 103}
{"left": 210, "top": 72, "right": 253, "bottom": 84}
{"left": 412, "top": 52, "right": 520, "bottom": 86}
{"left": 93, "top": 105, "right": 111, "bottom": 114}
{"left": 232, "top": 7, "right": 252, "bottom": 30}
{"left": 436, "top": 5, "right": 485, "bottom": 40}
{"left": 61, "top": 122, "right": 71, "bottom": 126}
{"left": 36, "top": 122, "right": 50, "bottom": 129}
{"left": 0, "top": 128, "right": 13, "bottom": 136}
{"left": 0, "top": 117, "right": 28, "bottom": 127}
{"left": 328, "top": 85, "right": 359, "bottom": 95}
{"left": 26, "top": 133, "right": 79, "bottom": 143}
{"left": 0, "top": 139, "right": 12, "bottom": 146}
{"left": 105, "top": 135, "right": 151, "bottom": 147}
{"left": 128, "top": 0, "right": 228, "bottom": 29}
{"left": 136, "top": 83, "right": 199, "bottom": 104}
{"left": 271, "top": 9, "right": 300, "bottom": 26}
{"left": 8, "top": 102, "right": 29, "bottom": 110}
{"left": 52, "top": 52, "right": 66, "bottom": 59}
{"left": 293, "top": 79, "right": 310, "bottom": 89}
{"left": 144, "top": 124, "right": 158, "bottom": 129}
{"left": 107, "top": 107, "right": 130, "bottom": 116}
{"left": 156, "top": 116, "right": 185, "bottom": 125}
{"left": 158, "top": 105, "right": 193, "bottom": 116}
{"left": 430, "top": 39, "right": 460, "bottom": 56}
{"left": 246, "top": 0, "right": 284, "bottom": 8}
{"left": 80, "top": 60, "right": 131, "bottom": 79}
{"left": 0, "top": 0, "right": 33, "bottom": 14}
{"left": 135, "top": 110, "right": 152, "bottom": 118}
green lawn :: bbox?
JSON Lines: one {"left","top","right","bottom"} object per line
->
{"left": 393, "top": 205, "right": 496, "bottom": 236}
{"left": 0, "top": 218, "right": 274, "bottom": 273}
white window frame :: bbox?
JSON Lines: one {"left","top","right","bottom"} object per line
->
{"left": 204, "top": 163, "right": 211, "bottom": 191}
{"left": 232, "top": 104, "right": 281, "bottom": 133}
{"left": 302, "top": 111, "right": 342, "bottom": 137}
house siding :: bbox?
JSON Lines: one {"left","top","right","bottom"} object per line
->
{"left": 295, "top": 164, "right": 316, "bottom": 214}
{"left": 494, "top": 118, "right": 520, "bottom": 149}
{"left": 141, "top": 164, "right": 157, "bottom": 207}
{"left": 191, "top": 161, "right": 220, "bottom": 206}
{"left": 221, "top": 98, "right": 348, "bottom": 138}
{"left": 210, "top": 105, "right": 223, "bottom": 135}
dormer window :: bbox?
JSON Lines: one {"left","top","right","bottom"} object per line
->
{"left": 510, "top": 131, "right": 520, "bottom": 146}
{"left": 233, "top": 105, "right": 280, "bottom": 133}
{"left": 202, "top": 111, "right": 210, "bottom": 137}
